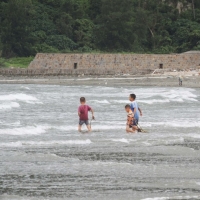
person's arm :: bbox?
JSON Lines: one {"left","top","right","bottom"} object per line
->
{"left": 138, "top": 107, "right": 142, "bottom": 116}
{"left": 90, "top": 108, "right": 95, "bottom": 119}
{"left": 88, "top": 105, "right": 95, "bottom": 119}
{"left": 133, "top": 107, "right": 136, "bottom": 115}
{"left": 78, "top": 107, "right": 81, "bottom": 117}
{"left": 126, "top": 117, "right": 129, "bottom": 125}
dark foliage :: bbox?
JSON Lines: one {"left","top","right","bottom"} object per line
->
{"left": 0, "top": 0, "right": 200, "bottom": 57}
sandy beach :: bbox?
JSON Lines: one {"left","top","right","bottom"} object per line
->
{"left": 0, "top": 74, "right": 200, "bottom": 88}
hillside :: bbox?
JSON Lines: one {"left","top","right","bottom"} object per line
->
{"left": 0, "top": 0, "right": 200, "bottom": 58}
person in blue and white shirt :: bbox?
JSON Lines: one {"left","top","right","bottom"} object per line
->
{"left": 129, "top": 94, "right": 142, "bottom": 132}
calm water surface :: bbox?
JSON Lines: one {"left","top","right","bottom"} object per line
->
{"left": 0, "top": 84, "right": 200, "bottom": 200}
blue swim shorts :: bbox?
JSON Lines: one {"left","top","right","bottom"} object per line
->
{"left": 79, "top": 120, "right": 89, "bottom": 126}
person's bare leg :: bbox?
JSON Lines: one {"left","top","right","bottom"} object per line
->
{"left": 78, "top": 125, "right": 82, "bottom": 132}
{"left": 126, "top": 125, "right": 136, "bottom": 133}
{"left": 132, "top": 125, "right": 138, "bottom": 132}
{"left": 128, "top": 129, "right": 136, "bottom": 133}
{"left": 87, "top": 125, "right": 91, "bottom": 132}
{"left": 126, "top": 126, "right": 130, "bottom": 133}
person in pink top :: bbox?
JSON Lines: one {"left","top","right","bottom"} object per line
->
{"left": 78, "top": 97, "right": 94, "bottom": 132}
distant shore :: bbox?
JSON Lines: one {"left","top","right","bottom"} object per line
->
{"left": 0, "top": 74, "right": 200, "bottom": 88}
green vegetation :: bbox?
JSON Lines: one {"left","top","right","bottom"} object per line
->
{"left": 0, "top": 0, "right": 200, "bottom": 62}
{"left": 0, "top": 57, "right": 34, "bottom": 68}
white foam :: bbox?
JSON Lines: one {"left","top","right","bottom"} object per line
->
{"left": 101, "top": 88, "right": 198, "bottom": 105}
{"left": 139, "top": 99, "right": 170, "bottom": 104}
{"left": 111, "top": 137, "right": 185, "bottom": 146}
{"left": 0, "top": 126, "right": 47, "bottom": 135}
{"left": 112, "top": 100, "right": 129, "bottom": 104}
{"left": 189, "top": 134, "right": 200, "bottom": 139}
{"left": 112, "top": 138, "right": 130, "bottom": 143}
{"left": 123, "top": 88, "right": 198, "bottom": 104}
{"left": 151, "top": 137, "right": 185, "bottom": 146}
{"left": 55, "top": 125, "right": 75, "bottom": 131}
{"left": 142, "top": 198, "right": 168, "bottom": 200}
{"left": 12, "top": 121, "right": 21, "bottom": 125}
{"left": 0, "top": 121, "right": 21, "bottom": 126}
{"left": 94, "top": 125, "right": 124, "bottom": 130}
{"left": 21, "top": 86, "right": 30, "bottom": 90}
{"left": 142, "top": 141, "right": 152, "bottom": 146}
{"left": 0, "top": 141, "right": 23, "bottom": 147}
{"left": 0, "top": 194, "right": 37, "bottom": 200}
{"left": 55, "top": 124, "right": 124, "bottom": 131}
{"left": 196, "top": 182, "right": 200, "bottom": 186}
{"left": 25, "top": 101, "right": 43, "bottom": 105}
{"left": 90, "top": 161, "right": 133, "bottom": 166}
{"left": 142, "top": 196, "right": 200, "bottom": 200}
{"left": 149, "top": 121, "right": 200, "bottom": 128}
{"left": 90, "top": 100, "right": 110, "bottom": 104}
{"left": 0, "top": 93, "right": 42, "bottom": 104}
{"left": 0, "top": 102, "right": 20, "bottom": 110}
{"left": 0, "top": 139, "right": 92, "bottom": 147}
{"left": 0, "top": 124, "right": 124, "bottom": 134}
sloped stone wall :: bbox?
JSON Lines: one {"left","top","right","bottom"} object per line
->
{"left": 28, "top": 53, "right": 200, "bottom": 75}
{"left": 0, "top": 52, "right": 200, "bottom": 76}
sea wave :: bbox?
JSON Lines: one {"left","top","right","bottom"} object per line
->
{"left": 54, "top": 124, "right": 124, "bottom": 131}
{"left": 147, "top": 121, "right": 200, "bottom": 128}
{"left": 90, "top": 99, "right": 110, "bottom": 104}
{"left": 110, "top": 137, "right": 184, "bottom": 146}
{"left": 141, "top": 196, "right": 200, "bottom": 200}
{"left": 0, "top": 126, "right": 47, "bottom": 135}
{"left": 20, "top": 86, "right": 30, "bottom": 90}
{"left": 0, "top": 93, "right": 43, "bottom": 104}
{"left": 0, "top": 139, "right": 92, "bottom": 147}
{"left": 0, "top": 102, "right": 20, "bottom": 110}
{"left": 112, "top": 138, "right": 130, "bottom": 143}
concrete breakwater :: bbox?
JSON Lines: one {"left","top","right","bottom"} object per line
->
{"left": 0, "top": 52, "right": 200, "bottom": 76}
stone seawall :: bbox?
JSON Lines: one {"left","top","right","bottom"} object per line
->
{"left": 1, "top": 52, "right": 200, "bottom": 76}
{"left": 28, "top": 52, "right": 200, "bottom": 74}
{"left": 0, "top": 68, "right": 146, "bottom": 76}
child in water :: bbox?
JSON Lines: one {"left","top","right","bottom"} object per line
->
{"left": 125, "top": 104, "right": 135, "bottom": 133}
{"left": 129, "top": 94, "right": 142, "bottom": 132}
{"left": 78, "top": 97, "right": 94, "bottom": 132}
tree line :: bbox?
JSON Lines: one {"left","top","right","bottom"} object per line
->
{"left": 0, "top": 0, "right": 200, "bottom": 57}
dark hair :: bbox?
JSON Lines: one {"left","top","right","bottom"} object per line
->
{"left": 130, "top": 94, "right": 136, "bottom": 99}
{"left": 80, "top": 97, "right": 86, "bottom": 102}
{"left": 125, "top": 104, "right": 131, "bottom": 109}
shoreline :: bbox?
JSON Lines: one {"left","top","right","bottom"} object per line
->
{"left": 0, "top": 75, "right": 200, "bottom": 87}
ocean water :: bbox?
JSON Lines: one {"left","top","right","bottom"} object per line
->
{"left": 0, "top": 84, "right": 200, "bottom": 200}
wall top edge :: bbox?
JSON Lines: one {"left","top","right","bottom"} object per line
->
{"left": 36, "top": 52, "right": 200, "bottom": 56}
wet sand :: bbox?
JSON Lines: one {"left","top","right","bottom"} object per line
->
{"left": 0, "top": 75, "right": 200, "bottom": 88}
